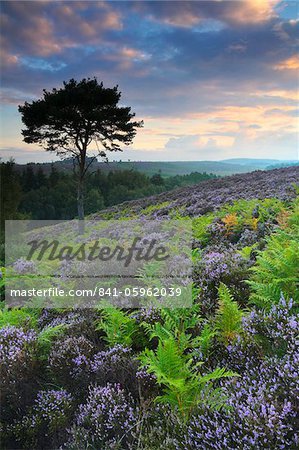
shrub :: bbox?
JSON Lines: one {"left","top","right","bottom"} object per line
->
{"left": 242, "top": 295, "right": 298, "bottom": 357}
{"left": 0, "top": 326, "right": 39, "bottom": 422}
{"left": 91, "top": 344, "right": 140, "bottom": 397}
{"left": 182, "top": 349, "right": 298, "bottom": 450}
{"left": 48, "top": 336, "right": 94, "bottom": 392}
{"left": 135, "top": 367, "right": 158, "bottom": 401}
{"left": 194, "top": 247, "right": 251, "bottom": 314}
{"left": 12, "top": 258, "right": 36, "bottom": 274}
{"left": 219, "top": 295, "right": 298, "bottom": 371}
{"left": 37, "top": 324, "right": 68, "bottom": 360}
{"left": 179, "top": 298, "right": 299, "bottom": 448}
{"left": 66, "top": 384, "right": 138, "bottom": 449}
{"left": 135, "top": 404, "right": 183, "bottom": 450}
{"left": 38, "top": 308, "right": 99, "bottom": 341}
{"left": 13, "top": 389, "right": 74, "bottom": 450}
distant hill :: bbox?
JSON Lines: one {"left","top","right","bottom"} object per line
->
{"left": 221, "top": 158, "right": 298, "bottom": 170}
{"left": 14, "top": 158, "right": 298, "bottom": 177}
{"left": 265, "top": 161, "right": 299, "bottom": 170}
{"left": 221, "top": 158, "right": 279, "bottom": 168}
{"left": 91, "top": 160, "right": 258, "bottom": 176}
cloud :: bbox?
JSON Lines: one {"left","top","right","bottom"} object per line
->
{"left": 0, "top": 146, "right": 60, "bottom": 164}
{"left": 133, "top": 0, "right": 280, "bottom": 27}
{"left": 0, "top": 0, "right": 297, "bottom": 162}
{"left": 0, "top": 49, "right": 19, "bottom": 70}
{"left": 1, "top": 1, "right": 122, "bottom": 60}
{"left": 274, "top": 54, "right": 299, "bottom": 70}
{"left": 248, "top": 124, "right": 262, "bottom": 129}
{"left": 1, "top": 1, "right": 297, "bottom": 107}
{"left": 264, "top": 107, "right": 299, "bottom": 116}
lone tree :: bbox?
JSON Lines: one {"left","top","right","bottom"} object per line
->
{"left": 19, "top": 78, "right": 143, "bottom": 222}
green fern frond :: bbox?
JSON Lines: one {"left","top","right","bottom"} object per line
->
{"left": 37, "top": 324, "right": 68, "bottom": 359}
{"left": 192, "top": 323, "right": 217, "bottom": 358}
{"left": 215, "top": 284, "right": 244, "bottom": 344}
{"left": 248, "top": 223, "right": 299, "bottom": 307}
{"left": 138, "top": 328, "right": 237, "bottom": 419}
{"left": 96, "top": 307, "right": 138, "bottom": 346}
{"left": 0, "top": 306, "right": 39, "bottom": 329}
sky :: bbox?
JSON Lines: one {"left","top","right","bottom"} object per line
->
{"left": 0, "top": 0, "right": 298, "bottom": 163}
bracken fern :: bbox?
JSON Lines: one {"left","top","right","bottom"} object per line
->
{"left": 215, "top": 283, "right": 244, "bottom": 345}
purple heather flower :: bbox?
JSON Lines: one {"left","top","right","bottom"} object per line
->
{"left": 67, "top": 383, "right": 137, "bottom": 448}
{"left": 13, "top": 258, "right": 36, "bottom": 274}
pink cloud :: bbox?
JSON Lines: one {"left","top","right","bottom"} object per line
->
{"left": 1, "top": 1, "right": 123, "bottom": 58}
{"left": 274, "top": 55, "right": 299, "bottom": 70}
{"left": 134, "top": 0, "right": 280, "bottom": 28}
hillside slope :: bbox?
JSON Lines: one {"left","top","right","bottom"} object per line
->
{"left": 94, "top": 166, "right": 299, "bottom": 218}
{"left": 2, "top": 167, "right": 299, "bottom": 450}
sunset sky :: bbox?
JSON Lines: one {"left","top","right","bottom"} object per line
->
{"left": 1, "top": 0, "right": 298, "bottom": 163}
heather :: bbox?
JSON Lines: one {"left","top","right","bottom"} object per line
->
{"left": 1, "top": 167, "right": 298, "bottom": 449}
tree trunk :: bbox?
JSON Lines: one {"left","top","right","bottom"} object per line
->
{"left": 77, "top": 177, "right": 85, "bottom": 234}
{"left": 76, "top": 147, "right": 87, "bottom": 234}
{"left": 77, "top": 177, "right": 84, "bottom": 218}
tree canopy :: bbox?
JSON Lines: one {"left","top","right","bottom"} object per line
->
{"left": 18, "top": 78, "right": 143, "bottom": 223}
{"left": 19, "top": 78, "right": 143, "bottom": 158}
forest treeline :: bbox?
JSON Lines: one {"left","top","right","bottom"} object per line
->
{"left": 1, "top": 160, "right": 216, "bottom": 222}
